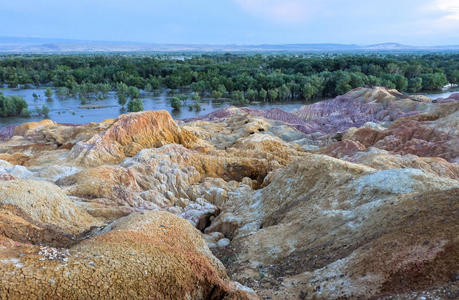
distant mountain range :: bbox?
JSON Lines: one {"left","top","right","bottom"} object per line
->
{"left": 1, "top": 37, "right": 458, "bottom": 53}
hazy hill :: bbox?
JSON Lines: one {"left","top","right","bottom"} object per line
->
{"left": 0, "top": 37, "right": 458, "bottom": 53}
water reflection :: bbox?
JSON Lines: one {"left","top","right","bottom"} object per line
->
{"left": 0, "top": 87, "right": 457, "bottom": 126}
{"left": 0, "top": 88, "right": 308, "bottom": 125}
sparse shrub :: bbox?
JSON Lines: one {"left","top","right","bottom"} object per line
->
{"left": 171, "top": 96, "right": 182, "bottom": 110}
{"left": 192, "top": 92, "right": 201, "bottom": 101}
{"left": 36, "top": 105, "right": 50, "bottom": 118}
{"left": 45, "top": 87, "right": 53, "bottom": 98}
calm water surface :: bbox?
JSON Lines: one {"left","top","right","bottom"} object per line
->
{"left": 417, "top": 88, "right": 459, "bottom": 99}
{"left": 0, "top": 87, "right": 457, "bottom": 126}
{"left": 0, "top": 88, "right": 308, "bottom": 126}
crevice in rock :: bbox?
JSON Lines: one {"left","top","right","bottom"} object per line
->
{"left": 197, "top": 209, "right": 221, "bottom": 232}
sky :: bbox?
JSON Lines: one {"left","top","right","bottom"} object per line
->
{"left": 0, "top": 0, "right": 458, "bottom": 45}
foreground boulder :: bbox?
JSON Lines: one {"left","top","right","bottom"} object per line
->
{"left": 0, "top": 211, "right": 256, "bottom": 299}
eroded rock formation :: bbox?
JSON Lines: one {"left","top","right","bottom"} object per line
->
{"left": 0, "top": 87, "right": 457, "bottom": 299}
{"left": 0, "top": 211, "right": 254, "bottom": 299}
{"left": 70, "top": 110, "right": 199, "bottom": 166}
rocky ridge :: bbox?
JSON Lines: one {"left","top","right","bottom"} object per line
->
{"left": 0, "top": 87, "right": 457, "bottom": 299}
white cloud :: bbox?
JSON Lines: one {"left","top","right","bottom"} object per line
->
{"left": 422, "top": 0, "right": 459, "bottom": 28}
{"left": 435, "top": 0, "right": 459, "bottom": 18}
{"left": 234, "top": 0, "right": 311, "bottom": 23}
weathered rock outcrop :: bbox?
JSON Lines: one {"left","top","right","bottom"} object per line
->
{"left": 0, "top": 179, "right": 102, "bottom": 250}
{"left": 210, "top": 155, "right": 458, "bottom": 299}
{"left": 336, "top": 98, "right": 459, "bottom": 162}
{"left": 0, "top": 87, "right": 458, "bottom": 299}
{"left": 13, "top": 119, "right": 56, "bottom": 136}
{"left": 292, "top": 87, "right": 433, "bottom": 133}
{"left": 56, "top": 142, "right": 292, "bottom": 225}
{"left": 185, "top": 106, "right": 320, "bottom": 134}
{"left": 0, "top": 125, "right": 15, "bottom": 141}
{"left": 0, "top": 211, "right": 256, "bottom": 299}
{"left": 0, "top": 152, "right": 30, "bottom": 165}
{"left": 69, "top": 110, "right": 198, "bottom": 166}
{"left": 0, "top": 179, "right": 100, "bottom": 235}
{"left": 347, "top": 148, "right": 459, "bottom": 179}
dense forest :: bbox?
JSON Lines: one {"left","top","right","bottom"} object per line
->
{"left": 0, "top": 53, "right": 458, "bottom": 114}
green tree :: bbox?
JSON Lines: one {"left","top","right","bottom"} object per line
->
{"left": 349, "top": 72, "right": 367, "bottom": 89}
{"left": 333, "top": 72, "right": 352, "bottom": 95}
{"left": 302, "top": 83, "right": 316, "bottom": 100}
{"left": 56, "top": 87, "right": 70, "bottom": 96}
{"left": 164, "top": 75, "right": 181, "bottom": 89}
{"left": 147, "top": 77, "right": 161, "bottom": 90}
{"left": 381, "top": 79, "right": 397, "bottom": 89}
{"left": 405, "top": 64, "right": 422, "bottom": 79}
{"left": 42, "top": 105, "right": 50, "bottom": 118}
{"left": 335, "top": 80, "right": 352, "bottom": 95}
{"left": 36, "top": 105, "right": 50, "bottom": 118}
{"left": 98, "top": 83, "right": 111, "bottom": 98}
{"left": 420, "top": 73, "right": 448, "bottom": 91}
{"left": 211, "top": 90, "right": 223, "bottom": 99}
{"left": 393, "top": 74, "right": 408, "bottom": 91}
{"left": 408, "top": 78, "right": 423, "bottom": 93}
{"left": 268, "top": 89, "right": 279, "bottom": 101}
{"left": 117, "top": 83, "right": 129, "bottom": 107}
{"left": 171, "top": 96, "right": 182, "bottom": 110}
{"left": 192, "top": 92, "right": 201, "bottom": 101}
{"left": 386, "top": 63, "right": 401, "bottom": 74}
{"left": 117, "top": 93, "right": 127, "bottom": 107}
{"left": 0, "top": 93, "right": 28, "bottom": 117}
{"left": 217, "top": 84, "right": 227, "bottom": 96}
{"left": 449, "top": 70, "right": 459, "bottom": 84}
{"left": 259, "top": 88, "right": 267, "bottom": 101}
{"left": 246, "top": 89, "right": 258, "bottom": 102}
{"left": 144, "top": 83, "right": 153, "bottom": 92}
{"left": 128, "top": 86, "right": 140, "bottom": 99}
{"left": 381, "top": 74, "right": 407, "bottom": 91}
{"left": 80, "top": 96, "right": 88, "bottom": 105}
{"left": 193, "top": 102, "right": 201, "bottom": 111}
{"left": 127, "top": 98, "right": 144, "bottom": 112}
{"left": 0, "top": 53, "right": 456, "bottom": 104}
{"left": 367, "top": 75, "right": 382, "bottom": 86}
{"left": 191, "top": 81, "right": 207, "bottom": 93}
{"left": 45, "top": 87, "right": 53, "bottom": 98}
{"left": 232, "top": 90, "right": 246, "bottom": 103}
{"left": 278, "top": 84, "right": 291, "bottom": 100}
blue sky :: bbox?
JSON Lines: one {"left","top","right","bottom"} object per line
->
{"left": 1, "top": 0, "right": 458, "bottom": 45}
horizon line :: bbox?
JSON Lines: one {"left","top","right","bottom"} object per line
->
{"left": 1, "top": 36, "right": 459, "bottom": 48}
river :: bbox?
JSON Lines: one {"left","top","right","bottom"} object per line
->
{"left": 0, "top": 87, "right": 458, "bottom": 126}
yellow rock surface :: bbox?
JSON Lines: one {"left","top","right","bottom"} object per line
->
{"left": 0, "top": 211, "right": 255, "bottom": 299}
{"left": 69, "top": 110, "right": 198, "bottom": 166}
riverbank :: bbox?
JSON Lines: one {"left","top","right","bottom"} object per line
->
{"left": 0, "top": 88, "right": 309, "bottom": 125}
{"left": 1, "top": 86, "right": 458, "bottom": 126}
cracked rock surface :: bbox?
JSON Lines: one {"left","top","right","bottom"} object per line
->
{"left": 0, "top": 87, "right": 458, "bottom": 299}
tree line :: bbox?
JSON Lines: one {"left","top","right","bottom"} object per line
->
{"left": 0, "top": 53, "right": 457, "bottom": 116}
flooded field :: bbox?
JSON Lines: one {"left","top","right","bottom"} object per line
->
{"left": 0, "top": 87, "right": 457, "bottom": 126}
